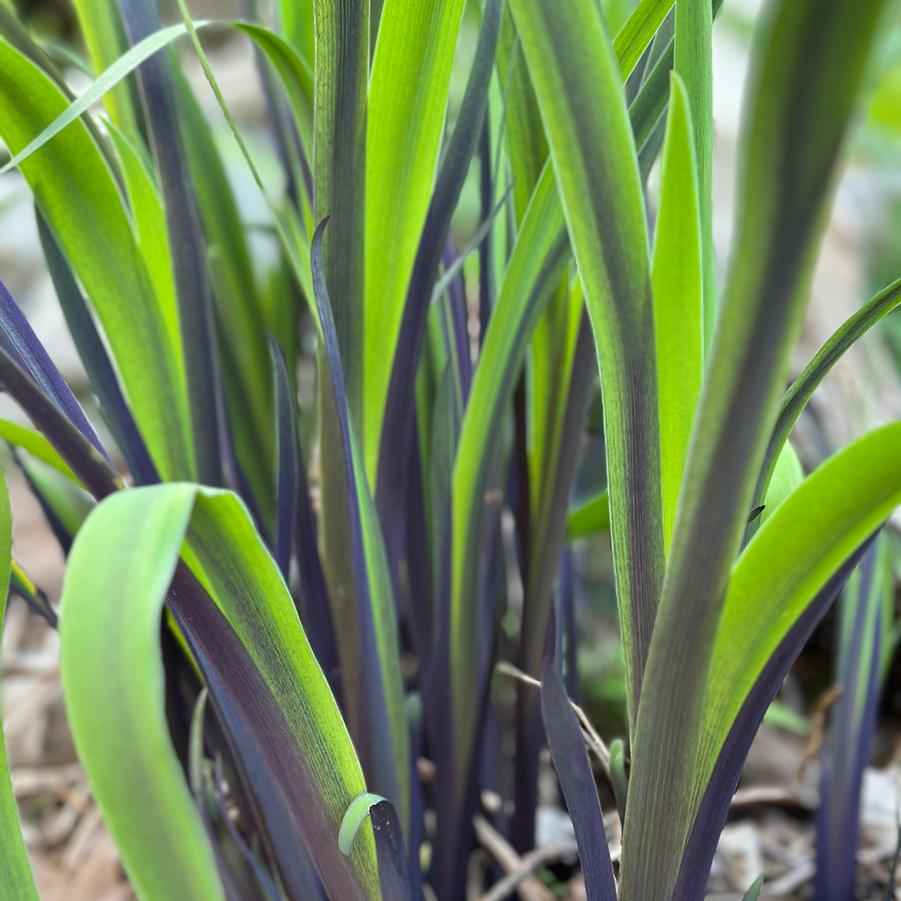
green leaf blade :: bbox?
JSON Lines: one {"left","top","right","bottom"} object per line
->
{"left": 509, "top": 0, "right": 665, "bottom": 723}
{"left": 60, "top": 485, "right": 225, "bottom": 901}
{"left": 0, "top": 39, "right": 194, "bottom": 481}
{"left": 674, "top": 0, "right": 714, "bottom": 346}
{"left": 651, "top": 72, "right": 703, "bottom": 552}
{"left": 0, "top": 470, "right": 39, "bottom": 899}
{"left": 699, "top": 423, "right": 901, "bottom": 802}
{"left": 363, "top": 0, "right": 467, "bottom": 478}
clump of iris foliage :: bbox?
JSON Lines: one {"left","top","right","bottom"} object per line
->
{"left": 0, "top": 0, "right": 899, "bottom": 898}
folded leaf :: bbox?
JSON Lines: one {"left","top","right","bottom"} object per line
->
{"left": 61, "top": 483, "right": 382, "bottom": 899}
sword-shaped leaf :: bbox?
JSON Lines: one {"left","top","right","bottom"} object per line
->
{"left": 362, "top": 0, "right": 467, "bottom": 476}
{"left": 509, "top": 0, "right": 664, "bottom": 724}
{"left": 651, "top": 73, "right": 702, "bottom": 551}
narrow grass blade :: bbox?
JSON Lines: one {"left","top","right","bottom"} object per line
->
{"left": 0, "top": 281, "right": 105, "bottom": 456}
{"left": 0, "top": 23, "right": 203, "bottom": 176}
{"left": 510, "top": 0, "right": 664, "bottom": 723}
{"left": 0, "top": 39, "right": 194, "bottom": 480}
{"left": 613, "top": 0, "right": 674, "bottom": 79}
{"left": 120, "top": 0, "right": 226, "bottom": 486}
{"left": 363, "top": 0, "right": 467, "bottom": 476}
{"left": 36, "top": 213, "right": 158, "bottom": 484}
{"left": 313, "top": 0, "right": 368, "bottom": 423}
{"left": 312, "top": 221, "right": 410, "bottom": 830}
{"left": 622, "top": 1, "right": 893, "bottom": 895}
{"left": 0, "top": 472, "right": 38, "bottom": 899}
{"left": 270, "top": 339, "right": 298, "bottom": 581}
{"left": 0, "top": 346, "right": 122, "bottom": 500}
{"left": 674, "top": 0, "right": 714, "bottom": 346}
{"left": 757, "top": 278, "right": 901, "bottom": 506}
{"left": 651, "top": 73, "right": 703, "bottom": 551}
{"left": 540, "top": 659, "right": 617, "bottom": 901}
{"left": 815, "top": 539, "right": 887, "bottom": 901}
{"left": 376, "top": 0, "right": 502, "bottom": 533}
{"left": 71, "top": 0, "right": 142, "bottom": 134}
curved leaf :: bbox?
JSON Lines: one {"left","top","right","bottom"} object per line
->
{"left": 0, "top": 470, "right": 38, "bottom": 899}
{"left": 61, "top": 483, "right": 382, "bottom": 899}
{"left": 60, "top": 487, "right": 226, "bottom": 901}
{"left": 0, "top": 38, "right": 194, "bottom": 480}
{"left": 0, "top": 419, "right": 78, "bottom": 483}
{"left": 698, "top": 423, "right": 901, "bottom": 802}
{"left": 757, "top": 277, "right": 901, "bottom": 505}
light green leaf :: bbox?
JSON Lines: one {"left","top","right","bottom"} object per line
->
{"left": 621, "top": 0, "right": 894, "bottom": 894}
{"left": 759, "top": 440, "right": 802, "bottom": 526}
{"left": 60, "top": 486, "right": 224, "bottom": 901}
{"left": 0, "top": 38, "right": 194, "bottom": 481}
{"left": 0, "top": 419, "right": 79, "bottom": 483}
{"left": 71, "top": 0, "right": 142, "bottom": 136}
{"left": 651, "top": 72, "right": 703, "bottom": 552}
{"left": 567, "top": 490, "right": 611, "bottom": 540}
{"left": 450, "top": 161, "right": 567, "bottom": 797}
{"left": 509, "top": 0, "right": 664, "bottom": 723}
{"left": 613, "top": 0, "right": 674, "bottom": 79}
{"left": 61, "top": 484, "right": 381, "bottom": 899}
{"left": 339, "top": 793, "right": 387, "bottom": 856}
{"left": 757, "top": 277, "right": 901, "bottom": 506}
{"left": 106, "top": 123, "right": 181, "bottom": 367}
{"left": 0, "top": 469, "right": 38, "bottom": 899}
{"left": 363, "top": 0, "right": 467, "bottom": 479}
{"left": 697, "top": 423, "right": 901, "bottom": 806}
{"left": 674, "top": 0, "right": 714, "bottom": 346}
